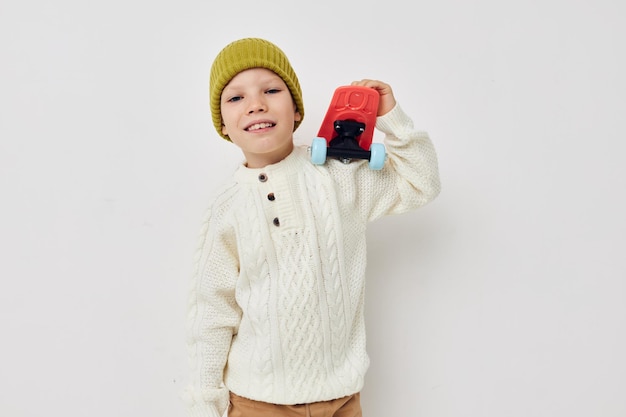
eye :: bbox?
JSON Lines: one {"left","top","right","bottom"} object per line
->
{"left": 266, "top": 88, "right": 281, "bottom": 95}
{"left": 226, "top": 95, "right": 243, "bottom": 103}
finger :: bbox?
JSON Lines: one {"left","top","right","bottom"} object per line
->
{"left": 351, "top": 79, "right": 381, "bottom": 87}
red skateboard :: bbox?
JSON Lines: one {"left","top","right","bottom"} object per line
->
{"left": 310, "top": 85, "right": 386, "bottom": 170}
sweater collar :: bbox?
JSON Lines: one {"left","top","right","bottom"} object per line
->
{"left": 233, "top": 145, "right": 308, "bottom": 184}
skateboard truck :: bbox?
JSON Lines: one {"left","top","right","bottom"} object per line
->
{"left": 328, "top": 120, "right": 371, "bottom": 164}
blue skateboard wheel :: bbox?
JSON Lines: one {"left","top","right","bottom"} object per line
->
{"left": 310, "top": 137, "right": 327, "bottom": 165}
{"left": 369, "top": 143, "right": 386, "bottom": 170}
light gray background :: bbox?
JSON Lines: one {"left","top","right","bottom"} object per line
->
{"left": 1, "top": 0, "right": 625, "bottom": 416}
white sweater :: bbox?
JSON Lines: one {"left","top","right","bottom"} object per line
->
{"left": 185, "top": 104, "right": 441, "bottom": 417}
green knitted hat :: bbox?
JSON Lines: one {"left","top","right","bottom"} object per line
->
{"left": 209, "top": 38, "right": 304, "bottom": 141}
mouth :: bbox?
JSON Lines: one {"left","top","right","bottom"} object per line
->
{"left": 245, "top": 122, "right": 275, "bottom": 132}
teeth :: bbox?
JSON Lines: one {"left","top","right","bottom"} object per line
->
{"left": 247, "top": 122, "right": 273, "bottom": 131}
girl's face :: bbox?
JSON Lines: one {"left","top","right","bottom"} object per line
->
{"left": 220, "top": 68, "right": 302, "bottom": 168}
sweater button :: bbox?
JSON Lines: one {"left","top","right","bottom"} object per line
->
{"left": 258, "top": 173, "right": 267, "bottom": 182}
{"left": 267, "top": 193, "right": 275, "bottom": 201}
{"left": 273, "top": 217, "right": 280, "bottom": 227}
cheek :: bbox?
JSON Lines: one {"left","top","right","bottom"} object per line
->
{"left": 220, "top": 110, "right": 231, "bottom": 134}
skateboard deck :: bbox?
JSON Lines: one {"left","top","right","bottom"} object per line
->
{"left": 310, "top": 85, "right": 386, "bottom": 169}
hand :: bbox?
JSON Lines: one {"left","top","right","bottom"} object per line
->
{"left": 350, "top": 79, "right": 397, "bottom": 116}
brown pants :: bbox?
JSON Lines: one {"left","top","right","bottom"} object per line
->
{"left": 228, "top": 392, "right": 362, "bottom": 417}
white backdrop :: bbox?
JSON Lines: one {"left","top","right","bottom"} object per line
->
{"left": 1, "top": 0, "right": 625, "bottom": 416}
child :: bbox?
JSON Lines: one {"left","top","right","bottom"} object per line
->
{"left": 185, "top": 37, "right": 441, "bottom": 417}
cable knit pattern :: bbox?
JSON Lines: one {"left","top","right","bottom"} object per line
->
{"left": 185, "top": 104, "right": 441, "bottom": 417}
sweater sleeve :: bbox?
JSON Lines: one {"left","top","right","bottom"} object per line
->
{"left": 331, "top": 103, "right": 441, "bottom": 222}
{"left": 184, "top": 200, "right": 241, "bottom": 417}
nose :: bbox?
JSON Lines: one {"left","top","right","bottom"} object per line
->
{"left": 247, "top": 94, "right": 267, "bottom": 114}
